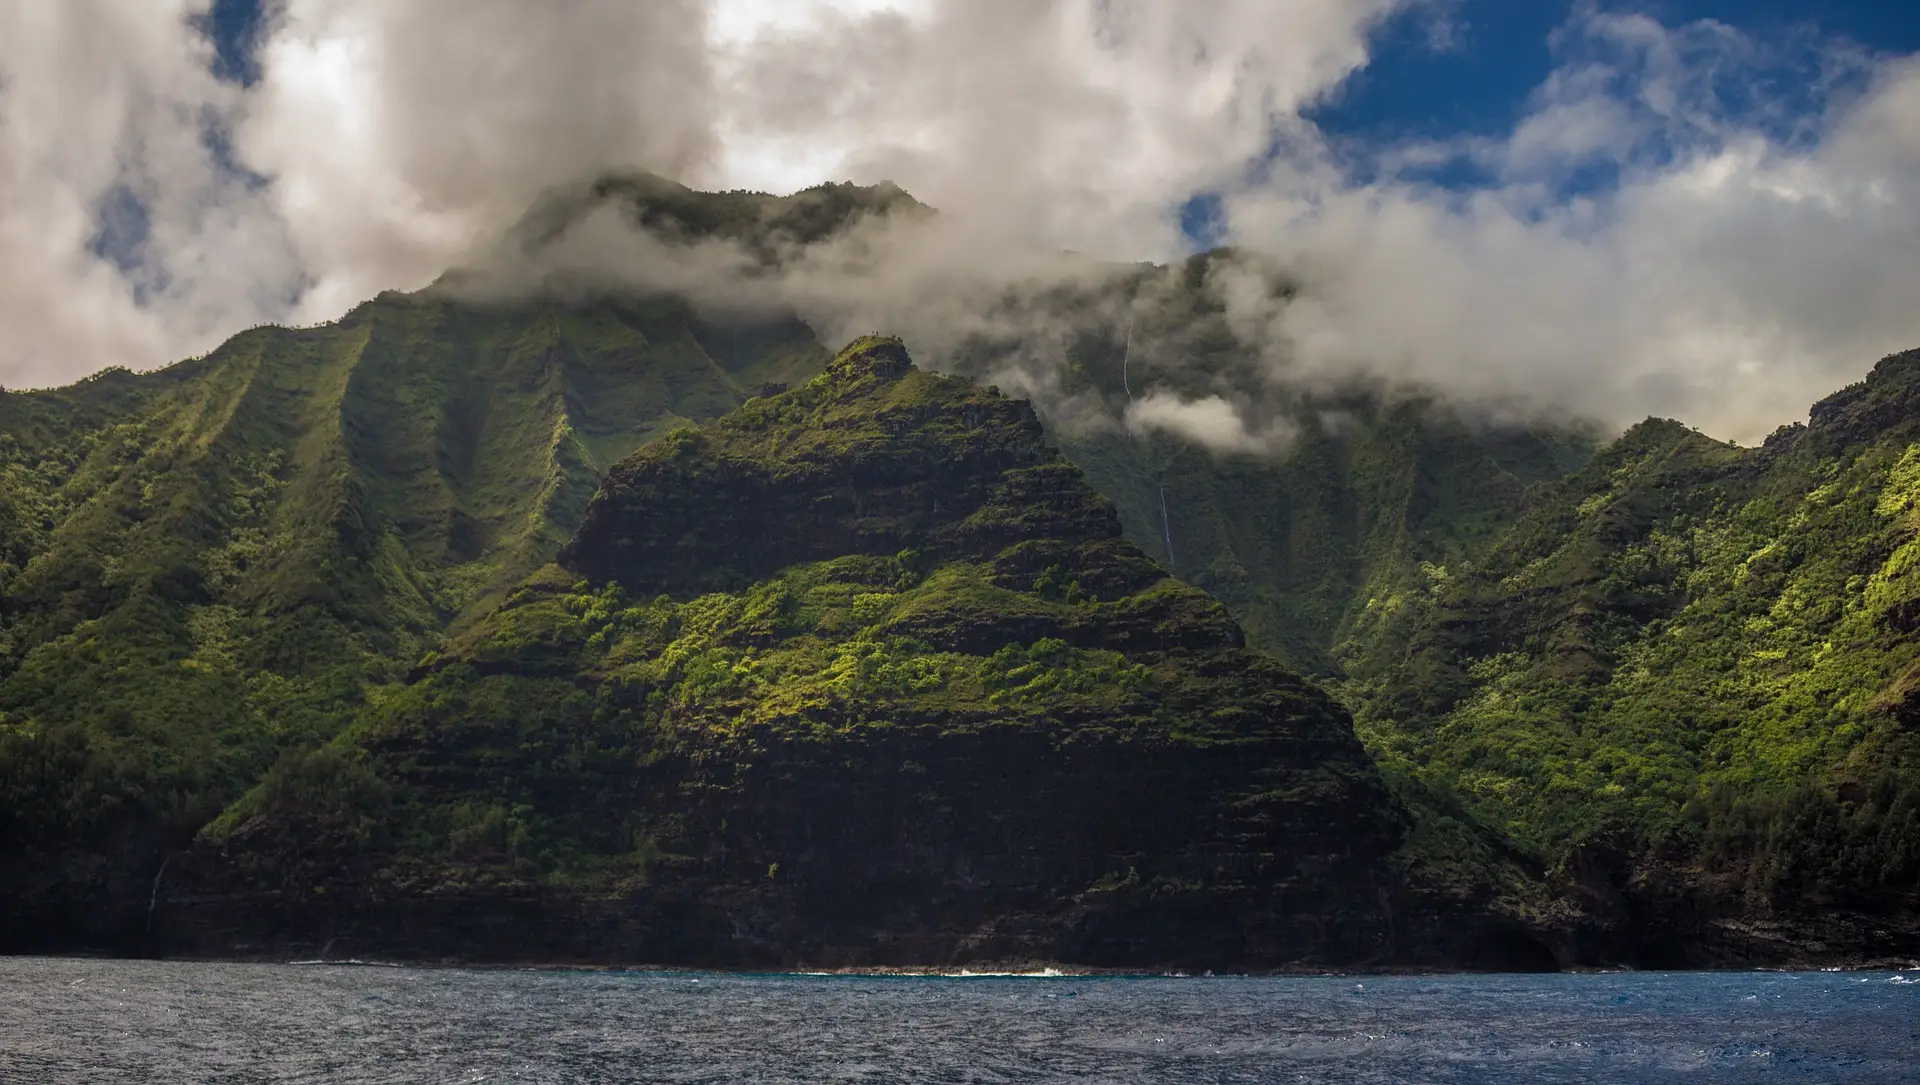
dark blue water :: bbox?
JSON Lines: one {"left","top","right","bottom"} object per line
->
{"left": 2, "top": 959, "right": 1916, "bottom": 1083}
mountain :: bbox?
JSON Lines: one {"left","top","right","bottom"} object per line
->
{"left": 1351, "top": 352, "right": 1920, "bottom": 963}
{"left": 0, "top": 278, "right": 824, "bottom": 948}
{"left": 3, "top": 174, "right": 1914, "bottom": 968}
{"left": 153, "top": 337, "right": 1431, "bottom": 969}
{"left": 939, "top": 249, "right": 1595, "bottom": 675}
{"left": 497, "top": 171, "right": 931, "bottom": 260}
{"left": 0, "top": 178, "right": 1588, "bottom": 961}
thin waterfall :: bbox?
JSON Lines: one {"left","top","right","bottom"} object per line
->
{"left": 145, "top": 852, "right": 173, "bottom": 936}
{"left": 1120, "top": 312, "right": 1176, "bottom": 568}
{"left": 1160, "top": 487, "right": 1176, "bottom": 566}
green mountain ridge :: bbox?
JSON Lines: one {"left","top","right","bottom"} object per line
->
{"left": 157, "top": 337, "right": 1430, "bottom": 969}
{"left": 1354, "top": 354, "right": 1920, "bottom": 963}
{"left": 0, "top": 280, "right": 823, "bottom": 947}
{"left": 938, "top": 245, "right": 1600, "bottom": 676}
{"left": 0, "top": 176, "right": 1914, "bottom": 967}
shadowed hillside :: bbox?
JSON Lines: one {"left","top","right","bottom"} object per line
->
{"left": 0, "top": 278, "right": 823, "bottom": 949}
{"left": 6, "top": 176, "right": 1913, "bottom": 968}
{"left": 160, "top": 338, "right": 1427, "bottom": 970}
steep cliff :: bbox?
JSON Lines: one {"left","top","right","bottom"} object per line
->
{"left": 160, "top": 338, "right": 1422, "bottom": 970}
{"left": 0, "top": 284, "right": 824, "bottom": 950}
{"left": 1351, "top": 350, "right": 1920, "bottom": 965}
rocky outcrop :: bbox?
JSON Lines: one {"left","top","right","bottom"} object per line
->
{"left": 155, "top": 337, "right": 1421, "bottom": 970}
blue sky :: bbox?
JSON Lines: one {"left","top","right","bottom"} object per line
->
{"left": 1309, "top": 1, "right": 1920, "bottom": 142}
{"left": 203, "top": 0, "right": 268, "bottom": 85}
{"left": 1227, "top": 1, "right": 1920, "bottom": 238}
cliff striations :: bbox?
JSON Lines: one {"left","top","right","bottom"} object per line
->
{"left": 155, "top": 338, "right": 1430, "bottom": 970}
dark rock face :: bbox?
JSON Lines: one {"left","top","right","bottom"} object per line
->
{"left": 156, "top": 337, "right": 1420, "bottom": 970}
{"left": 172, "top": 701, "right": 1402, "bottom": 969}
{"left": 563, "top": 339, "right": 1069, "bottom": 593}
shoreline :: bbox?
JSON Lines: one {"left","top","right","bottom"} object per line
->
{"left": 12, "top": 950, "right": 1920, "bottom": 978}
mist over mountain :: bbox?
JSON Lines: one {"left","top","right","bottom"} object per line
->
{"left": 6, "top": 0, "right": 1920, "bottom": 974}
{"left": 8, "top": 3, "right": 1920, "bottom": 443}
{"left": 438, "top": 177, "right": 1606, "bottom": 675}
{"left": 0, "top": 174, "right": 1916, "bottom": 968}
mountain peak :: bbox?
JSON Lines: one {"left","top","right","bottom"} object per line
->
{"left": 167, "top": 333, "right": 1410, "bottom": 970}
{"left": 823, "top": 334, "right": 914, "bottom": 384}
{"left": 557, "top": 337, "right": 1168, "bottom": 617}
{"left": 1805, "top": 346, "right": 1920, "bottom": 444}
{"left": 501, "top": 172, "right": 933, "bottom": 259}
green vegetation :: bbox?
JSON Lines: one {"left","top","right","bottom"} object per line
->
{"left": 1348, "top": 352, "right": 1920, "bottom": 921}
{"left": 923, "top": 247, "right": 1920, "bottom": 951}
{"left": 171, "top": 337, "right": 1403, "bottom": 967}
{"left": 5, "top": 173, "right": 1918, "bottom": 963}
{"left": 272, "top": 552, "right": 1216, "bottom": 889}
{"left": 942, "top": 249, "right": 1597, "bottom": 674}
{"left": 0, "top": 272, "right": 825, "bottom": 942}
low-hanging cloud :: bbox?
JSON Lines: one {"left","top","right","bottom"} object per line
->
{"left": 4, "top": 1, "right": 1920, "bottom": 448}
{"left": 1213, "top": 8, "right": 1920, "bottom": 441}
{"left": 0, "top": 0, "right": 717, "bottom": 387}
{"left": 0, "top": 1, "right": 298, "bottom": 389}
{"left": 1125, "top": 392, "right": 1300, "bottom": 455}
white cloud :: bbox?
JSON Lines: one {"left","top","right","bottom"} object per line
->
{"left": 1215, "top": 11, "right": 1920, "bottom": 441}
{"left": 2, "top": 1, "right": 1920, "bottom": 449}
{"left": 707, "top": 0, "right": 932, "bottom": 48}
{"left": 0, "top": 1, "right": 297, "bottom": 388}
{"left": 1126, "top": 391, "right": 1298, "bottom": 455}
{"left": 242, "top": 0, "right": 718, "bottom": 324}
{"left": 713, "top": 0, "right": 1402, "bottom": 260}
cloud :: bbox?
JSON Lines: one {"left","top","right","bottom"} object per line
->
{"left": 10, "top": 0, "right": 1398, "bottom": 386}
{"left": 1212, "top": 8, "right": 1920, "bottom": 441}
{"left": 0, "top": 1, "right": 298, "bottom": 388}
{"left": 3, "top": 1, "right": 1920, "bottom": 451}
{"left": 713, "top": 0, "right": 1404, "bottom": 259}
{"left": 240, "top": 0, "right": 719, "bottom": 324}
{"left": 0, "top": 0, "right": 719, "bottom": 388}
{"left": 1125, "top": 391, "right": 1299, "bottom": 454}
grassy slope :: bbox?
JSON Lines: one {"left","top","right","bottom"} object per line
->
{"left": 181, "top": 338, "right": 1409, "bottom": 968}
{"left": 1351, "top": 351, "right": 1920, "bottom": 947}
{"left": 0, "top": 285, "right": 824, "bottom": 944}
{"left": 943, "top": 251, "right": 1596, "bottom": 676}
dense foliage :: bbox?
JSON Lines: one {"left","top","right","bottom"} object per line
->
{"left": 0, "top": 250, "right": 825, "bottom": 943}
{"left": 173, "top": 338, "right": 1407, "bottom": 968}
{"left": 5, "top": 173, "right": 1917, "bottom": 964}
{"left": 1350, "top": 352, "right": 1920, "bottom": 928}
{"left": 941, "top": 248, "right": 1596, "bottom": 674}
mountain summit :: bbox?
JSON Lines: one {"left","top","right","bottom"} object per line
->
{"left": 3, "top": 176, "right": 1915, "bottom": 970}
{"left": 161, "top": 337, "right": 1418, "bottom": 969}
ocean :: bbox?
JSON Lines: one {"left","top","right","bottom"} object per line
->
{"left": 2, "top": 958, "right": 1915, "bottom": 1083}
